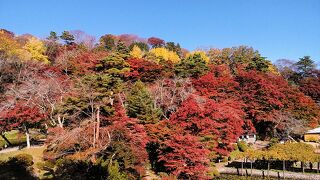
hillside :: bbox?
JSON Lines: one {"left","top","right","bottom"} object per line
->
{"left": 0, "top": 29, "right": 319, "bottom": 179}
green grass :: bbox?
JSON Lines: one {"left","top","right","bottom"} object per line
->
{"left": 0, "top": 130, "right": 26, "bottom": 148}
{"left": 0, "top": 129, "right": 46, "bottom": 148}
{"left": 0, "top": 146, "right": 45, "bottom": 162}
{"left": 0, "top": 146, "right": 46, "bottom": 178}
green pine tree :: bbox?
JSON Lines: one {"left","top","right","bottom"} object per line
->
{"left": 116, "top": 40, "right": 129, "bottom": 55}
{"left": 100, "top": 34, "right": 116, "bottom": 51}
{"left": 96, "top": 53, "right": 130, "bottom": 78}
{"left": 107, "top": 161, "right": 127, "bottom": 180}
{"left": 60, "top": 31, "right": 74, "bottom": 45}
{"left": 126, "top": 81, "right": 161, "bottom": 123}
{"left": 47, "top": 31, "right": 58, "bottom": 41}
{"left": 295, "top": 56, "right": 316, "bottom": 78}
{"left": 175, "top": 53, "right": 209, "bottom": 78}
{"left": 246, "top": 56, "right": 270, "bottom": 72}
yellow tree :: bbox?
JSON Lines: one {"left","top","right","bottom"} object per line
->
{"left": 245, "top": 149, "right": 258, "bottom": 176}
{"left": 129, "top": 45, "right": 143, "bottom": 58}
{"left": 149, "top": 47, "right": 180, "bottom": 64}
{"left": 24, "top": 37, "right": 49, "bottom": 64}
{"left": 269, "top": 144, "right": 289, "bottom": 178}
{"left": 186, "top": 50, "right": 210, "bottom": 64}
{"left": 266, "top": 61, "right": 280, "bottom": 75}
{"left": 0, "top": 30, "right": 29, "bottom": 60}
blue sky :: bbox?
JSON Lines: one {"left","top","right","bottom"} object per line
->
{"left": 0, "top": 0, "right": 319, "bottom": 63}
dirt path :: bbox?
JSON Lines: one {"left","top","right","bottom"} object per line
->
{"left": 142, "top": 166, "right": 160, "bottom": 180}
{"left": 217, "top": 164, "right": 320, "bottom": 180}
{"left": 252, "top": 140, "right": 269, "bottom": 150}
{"left": 0, "top": 145, "right": 43, "bottom": 154}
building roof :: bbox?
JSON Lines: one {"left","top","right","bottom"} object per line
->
{"left": 306, "top": 127, "right": 320, "bottom": 134}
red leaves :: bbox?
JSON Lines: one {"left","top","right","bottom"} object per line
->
{"left": 160, "top": 134, "right": 210, "bottom": 179}
{"left": 237, "top": 69, "right": 320, "bottom": 130}
{"left": 105, "top": 102, "right": 149, "bottom": 165}
{"left": 0, "top": 103, "right": 45, "bottom": 132}
{"left": 117, "top": 34, "right": 146, "bottom": 46}
{"left": 153, "top": 95, "right": 245, "bottom": 178}
{"left": 193, "top": 65, "right": 240, "bottom": 100}
{"left": 126, "top": 58, "right": 164, "bottom": 82}
{"left": 236, "top": 70, "right": 286, "bottom": 122}
{"left": 70, "top": 51, "right": 108, "bottom": 75}
{"left": 147, "top": 37, "right": 165, "bottom": 48}
{"left": 299, "top": 76, "right": 320, "bottom": 103}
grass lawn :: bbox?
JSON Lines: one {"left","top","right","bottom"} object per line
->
{"left": 0, "top": 146, "right": 46, "bottom": 178}
{"left": 0, "top": 129, "right": 46, "bottom": 148}
{"left": 0, "top": 146, "right": 45, "bottom": 162}
{"left": 0, "top": 130, "right": 26, "bottom": 148}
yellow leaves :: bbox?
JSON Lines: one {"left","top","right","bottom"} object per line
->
{"left": 266, "top": 61, "right": 280, "bottom": 75}
{"left": 254, "top": 142, "right": 316, "bottom": 162}
{"left": 0, "top": 31, "right": 49, "bottom": 64}
{"left": 304, "top": 134, "right": 320, "bottom": 142}
{"left": 23, "top": 37, "right": 49, "bottom": 64}
{"left": 149, "top": 47, "right": 180, "bottom": 64}
{"left": 230, "top": 142, "right": 319, "bottom": 163}
{"left": 0, "top": 30, "right": 28, "bottom": 60}
{"left": 186, "top": 50, "right": 209, "bottom": 63}
{"left": 129, "top": 45, "right": 143, "bottom": 58}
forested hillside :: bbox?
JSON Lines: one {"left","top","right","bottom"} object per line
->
{"left": 0, "top": 29, "right": 319, "bottom": 179}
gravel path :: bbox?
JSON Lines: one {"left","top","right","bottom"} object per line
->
{"left": 0, "top": 145, "right": 43, "bottom": 154}
{"left": 218, "top": 166, "right": 320, "bottom": 180}
{"left": 142, "top": 166, "right": 160, "bottom": 180}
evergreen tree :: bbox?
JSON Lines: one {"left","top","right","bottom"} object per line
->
{"left": 175, "top": 53, "right": 209, "bottom": 78}
{"left": 165, "top": 42, "right": 182, "bottom": 57}
{"left": 99, "top": 34, "right": 116, "bottom": 51}
{"left": 116, "top": 40, "right": 129, "bottom": 55}
{"left": 129, "top": 41, "right": 149, "bottom": 52}
{"left": 246, "top": 56, "right": 270, "bottom": 72}
{"left": 295, "top": 56, "right": 316, "bottom": 78}
{"left": 60, "top": 31, "right": 74, "bottom": 45}
{"left": 47, "top": 31, "right": 58, "bottom": 41}
{"left": 96, "top": 53, "right": 130, "bottom": 78}
{"left": 126, "top": 81, "right": 161, "bottom": 123}
{"left": 107, "top": 161, "right": 127, "bottom": 180}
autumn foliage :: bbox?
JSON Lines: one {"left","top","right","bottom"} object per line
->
{"left": 0, "top": 29, "right": 319, "bottom": 179}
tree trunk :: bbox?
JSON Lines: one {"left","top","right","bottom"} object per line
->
{"left": 93, "top": 122, "right": 96, "bottom": 148}
{"left": 23, "top": 124, "right": 31, "bottom": 149}
{"left": 251, "top": 160, "right": 253, "bottom": 176}
{"left": 57, "top": 114, "right": 63, "bottom": 128}
{"left": 267, "top": 160, "right": 270, "bottom": 178}
{"left": 302, "top": 161, "right": 305, "bottom": 173}
{"left": 241, "top": 159, "right": 244, "bottom": 176}
{"left": 317, "top": 162, "right": 319, "bottom": 173}
{"left": 283, "top": 160, "right": 285, "bottom": 179}
{"left": 1, "top": 134, "right": 13, "bottom": 146}
{"left": 245, "top": 158, "right": 247, "bottom": 177}
{"left": 25, "top": 131, "right": 30, "bottom": 149}
{"left": 96, "top": 106, "right": 100, "bottom": 143}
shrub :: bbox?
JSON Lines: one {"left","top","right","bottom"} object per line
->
{"left": 237, "top": 141, "right": 249, "bottom": 152}
{"left": 108, "top": 161, "right": 128, "bottom": 180}
{"left": 208, "top": 167, "right": 220, "bottom": 177}
{"left": 36, "top": 160, "right": 55, "bottom": 179}
{"left": 304, "top": 134, "right": 319, "bottom": 142}
{"left": 10, "top": 154, "right": 34, "bottom": 166}
{"left": 54, "top": 159, "right": 108, "bottom": 179}
{"left": 0, "top": 154, "right": 35, "bottom": 179}
{"left": 268, "top": 138, "right": 279, "bottom": 147}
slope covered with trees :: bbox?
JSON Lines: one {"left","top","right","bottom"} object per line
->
{"left": 0, "top": 29, "right": 319, "bottom": 179}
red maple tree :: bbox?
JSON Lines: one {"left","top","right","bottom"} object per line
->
{"left": 126, "top": 58, "right": 164, "bottom": 82}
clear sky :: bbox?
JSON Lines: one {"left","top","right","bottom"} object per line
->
{"left": 0, "top": 0, "right": 319, "bottom": 63}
